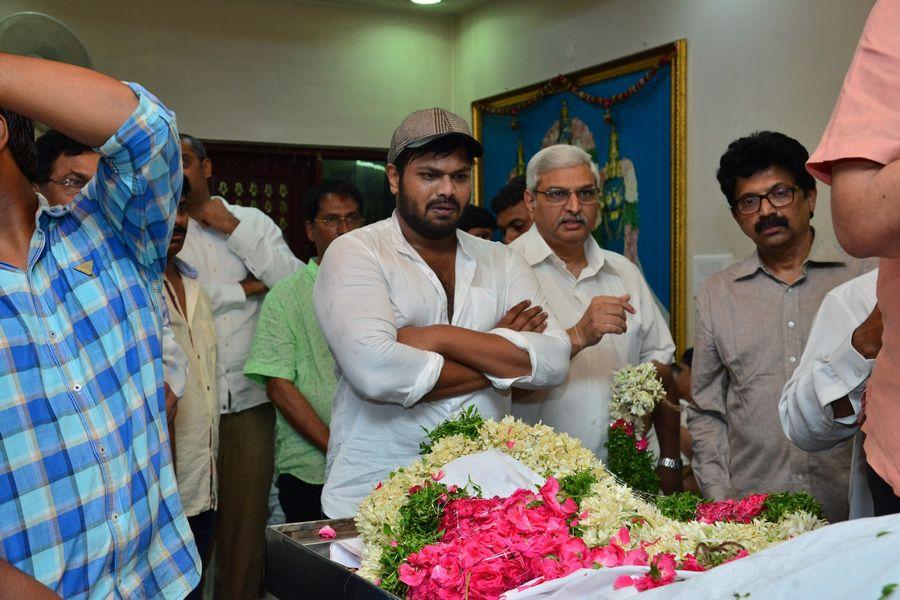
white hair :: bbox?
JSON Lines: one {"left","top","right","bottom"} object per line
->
{"left": 525, "top": 144, "right": 601, "bottom": 191}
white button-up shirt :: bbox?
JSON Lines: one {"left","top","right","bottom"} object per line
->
{"left": 779, "top": 269, "right": 878, "bottom": 519}
{"left": 178, "top": 197, "right": 302, "bottom": 414}
{"left": 314, "top": 212, "right": 571, "bottom": 518}
{"left": 510, "top": 225, "right": 675, "bottom": 459}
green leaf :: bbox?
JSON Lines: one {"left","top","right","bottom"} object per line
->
{"left": 879, "top": 583, "right": 897, "bottom": 600}
{"left": 654, "top": 491, "right": 707, "bottom": 522}
{"left": 877, "top": 531, "right": 891, "bottom": 538}
{"left": 418, "top": 406, "right": 484, "bottom": 454}
{"left": 603, "top": 426, "right": 659, "bottom": 494}
{"left": 761, "top": 492, "right": 823, "bottom": 522}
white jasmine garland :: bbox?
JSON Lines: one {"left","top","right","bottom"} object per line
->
{"left": 354, "top": 416, "right": 825, "bottom": 584}
{"left": 609, "top": 362, "right": 666, "bottom": 425}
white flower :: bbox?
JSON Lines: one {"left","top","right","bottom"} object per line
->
{"left": 609, "top": 362, "right": 665, "bottom": 425}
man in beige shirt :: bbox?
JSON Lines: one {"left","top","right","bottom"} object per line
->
{"left": 688, "top": 131, "right": 873, "bottom": 523}
{"left": 163, "top": 178, "right": 223, "bottom": 599}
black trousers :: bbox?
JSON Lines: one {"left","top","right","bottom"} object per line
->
{"left": 277, "top": 474, "right": 325, "bottom": 523}
{"left": 866, "top": 463, "right": 900, "bottom": 516}
{"left": 186, "top": 509, "right": 216, "bottom": 600}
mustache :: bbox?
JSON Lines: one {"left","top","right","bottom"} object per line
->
{"left": 171, "top": 226, "right": 187, "bottom": 238}
{"left": 426, "top": 197, "right": 460, "bottom": 210}
{"left": 555, "top": 214, "right": 587, "bottom": 227}
{"left": 755, "top": 214, "right": 789, "bottom": 233}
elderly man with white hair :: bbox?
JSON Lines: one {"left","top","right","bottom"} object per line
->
{"left": 510, "top": 144, "right": 677, "bottom": 481}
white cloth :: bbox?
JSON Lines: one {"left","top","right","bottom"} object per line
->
{"left": 503, "top": 513, "right": 900, "bottom": 599}
{"left": 441, "top": 449, "right": 545, "bottom": 499}
{"left": 509, "top": 225, "right": 675, "bottom": 459}
{"left": 177, "top": 196, "right": 302, "bottom": 414}
{"left": 314, "top": 213, "right": 571, "bottom": 518}
{"left": 779, "top": 269, "right": 877, "bottom": 519}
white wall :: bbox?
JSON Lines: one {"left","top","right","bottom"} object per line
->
{"left": 452, "top": 0, "right": 875, "bottom": 344}
{"left": 1, "top": 0, "right": 454, "bottom": 147}
{"left": 3, "top": 0, "right": 877, "bottom": 343}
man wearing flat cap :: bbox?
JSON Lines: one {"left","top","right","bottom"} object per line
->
{"left": 314, "top": 108, "right": 572, "bottom": 518}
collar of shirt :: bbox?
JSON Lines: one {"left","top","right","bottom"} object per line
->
{"left": 515, "top": 223, "right": 608, "bottom": 282}
{"left": 388, "top": 210, "right": 479, "bottom": 303}
{"left": 173, "top": 256, "right": 198, "bottom": 279}
{"left": 732, "top": 229, "right": 847, "bottom": 282}
{"left": 306, "top": 257, "right": 319, "bottom": 279}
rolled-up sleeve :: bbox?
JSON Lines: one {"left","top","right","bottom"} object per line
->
{"left": 687, "top": 284, "right": 733, "bottom": 500}
{"left": 93, "top": 83, "right": 180, "bottom": 277}
{"left": 779, "top": 293, "right": 870, "bottom": 452}
{"left": 490, "top": 250, "right": 571, "bottom": 390}
{"left": 314, "top": 236, "right": 444, "bottom": 406}
{"left": 227, "top": 209, "right": 302, "bottom": 288}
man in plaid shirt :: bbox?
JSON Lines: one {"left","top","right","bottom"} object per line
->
{"left": 0, "top": 54, "right": 200, "bottom": 597}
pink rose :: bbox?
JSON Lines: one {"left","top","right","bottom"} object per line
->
{"left": 317, "top": 525, "right": 336, "bottom": 539}
{"left": 432, "top": 470, "right": 445, "bottom": 482}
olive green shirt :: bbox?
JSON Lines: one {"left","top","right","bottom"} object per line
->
{"left": 245, "top": 260, "right": 334, "bottom": 484}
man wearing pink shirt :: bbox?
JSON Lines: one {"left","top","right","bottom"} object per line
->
{"left": 808, "top": 0, "right": 900, "bottom": 515}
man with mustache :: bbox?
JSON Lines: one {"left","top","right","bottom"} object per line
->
{"left": 313, "top": 108, "right": 571, "bottom": 518}
{"left": 508, "top": 144, "right": 678, "bottom": 490}
{"left": 162, "top": 177, "right": 222, "bottom": 599}
{"left": 688, "top": 131, "right": 874, "bottom": 522}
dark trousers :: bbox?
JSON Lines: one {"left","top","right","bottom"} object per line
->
{"left": 866, "top": 463, "right": 900, "bottom": 516}
{"left": 277, "top": 474, "right": 324, "bottom": 523}
{"left": 186, "top": 509, "right": 216, "bottom": 600}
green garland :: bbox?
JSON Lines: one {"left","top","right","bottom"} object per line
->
{"left": 604, "top": 425, "right": 659, "bottom": 494}
{"left": 418, "top": 406, "right": 484, "bottom": 455}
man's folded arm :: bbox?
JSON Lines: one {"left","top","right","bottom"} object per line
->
{"left": 779, "top": 293, "right": 869, "bottom": 451}
{"left": 313, "top": 237, "right": 444, "bottom": 406}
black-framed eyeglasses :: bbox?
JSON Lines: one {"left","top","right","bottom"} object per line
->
{"left": 312, "top": 214, "right": 364, "bottom": 229}
{"left": 734, "top": 184, "right": 798, "bottom": 215}
{"left": 48, "top": 175, "right": 89, "bottom": 190}
{"left": 533, "top": 186, "right": 600, "bottom": 205}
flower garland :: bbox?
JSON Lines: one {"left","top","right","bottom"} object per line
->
{"left": 471, "top": 49, "right": 675, "bottom": 117}
{"left": 355, "top": 414, "right": 826, "bottom": 599}
{"left": 604, "top": 362, "right": 666, "bottom": 492}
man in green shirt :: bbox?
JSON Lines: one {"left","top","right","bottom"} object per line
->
{"left": 245, "top": 180, "right": 364, "bottom": 522}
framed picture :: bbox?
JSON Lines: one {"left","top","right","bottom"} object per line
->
{"left": 471, "top": 40, "right": 687, "bottom": 352}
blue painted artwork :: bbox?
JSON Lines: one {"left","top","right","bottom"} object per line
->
{"left": 479, "top": 65, "right": 673, "bottom": 317}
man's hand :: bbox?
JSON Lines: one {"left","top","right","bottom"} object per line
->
{"left": 164, "top": 382, "right": 178, "bottom": 423}
{"left": 851, "top": 304, "right": 883, "bottom": 360}
{"left": 569, "top": 295, "right": 636, "bottom": 355}
{"left": 189, "top": 198, "right": 240, "bottom": 235}
{"left": 240, "top": 275, "right": 268, "bottom": 297}
{"left": 495, "top": 300, "right": 548, "bottom": 333}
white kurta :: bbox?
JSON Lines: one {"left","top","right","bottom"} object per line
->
{"left": 779, "top": 268, "right": 878, "bottom": 518}
{"left": 177, "top": 197, "right": 303, "bottom": 414}
{"left": 314, "top": 213, "right": 571, "bottom": 518}
{"left": 509, "top": 225, "right": 674, "bottom": 459}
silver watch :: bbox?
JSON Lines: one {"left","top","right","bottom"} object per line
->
{"left": 658, "top": 457, "right": 683, "bottom": 470}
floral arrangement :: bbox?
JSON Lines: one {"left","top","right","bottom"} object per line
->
{"left": 604, "top": 362, "right": 666, "bottom": 492}
{"left": 355, "top": 413, "right": 826, "bottom": 599}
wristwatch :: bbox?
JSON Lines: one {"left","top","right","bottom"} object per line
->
{"left": 658, "top": 457, "right": 683, "bottom": 471}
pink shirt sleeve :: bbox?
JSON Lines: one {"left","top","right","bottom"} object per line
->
{"left": 807, "top": 0, "right": 900, "bottom": 184}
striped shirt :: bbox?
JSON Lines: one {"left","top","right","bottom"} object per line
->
{"left": 0, "top": 84, "right": 200, "bottom": 598}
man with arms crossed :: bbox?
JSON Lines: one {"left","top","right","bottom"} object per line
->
{"left": 314, "top": 108, "right": 571, "bottom": 518}
{"left": 0, "top": 54, "right": 198, "bottom": 597}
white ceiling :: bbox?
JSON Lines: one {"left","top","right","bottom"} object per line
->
{"left": 297, "top": 0, "right": 489, "bottom": 16}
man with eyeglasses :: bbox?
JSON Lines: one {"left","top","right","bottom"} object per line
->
{"left": 245, "top": 179, "right": 364, "bottom": 523}
{"left": 508, "top": 144, "right": 677, "bottom": 483}
{"left": 688, "top": 131, "right": 874, "bottom": 523}
{"left": 176, "top": 133, "right": 303, "bottom": 599}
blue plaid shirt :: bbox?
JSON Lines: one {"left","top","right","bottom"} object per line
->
{"left": 0, "top": 84, "right": 200, "bottom": 598}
